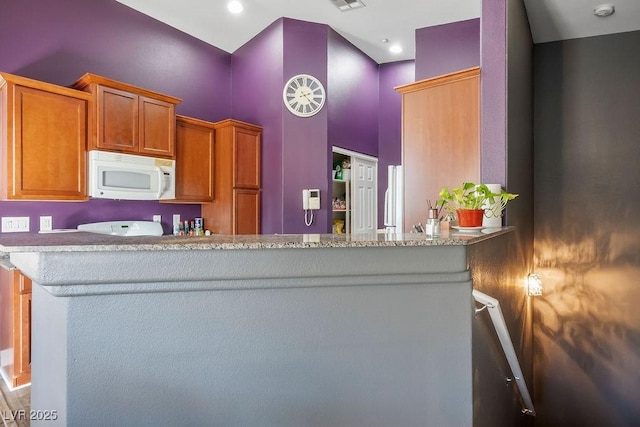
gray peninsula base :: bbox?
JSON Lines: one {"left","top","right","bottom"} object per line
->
{"left": 5, "top": 230, "right": 527, "bottom": 426}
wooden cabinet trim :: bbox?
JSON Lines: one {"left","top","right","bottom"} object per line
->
{"left": 0, "top": 268, "right": 31, "bottom": 387}
{"left": 1, "top": 72, "right": 91, "bottom": 101}
{"left": 213, "top": 118, "right": 262, "bottom": 133}
{"left": 395, "top": 66, "right": 480, "bottom": 94}
{"left": 176, "top": 114, "right": 216, "bottom": 128}
{"left": 16, "top": 286, "right": 31, "bottom": 380}
{"left": 72, "top": 73, "right": 181, "bottom": 105}
{"left": 18, "top": 274, "right": 32, "bottom": 293}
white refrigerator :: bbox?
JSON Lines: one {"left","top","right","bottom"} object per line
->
{"left": 383, "top": 165, "right": 403, "bottom": 233}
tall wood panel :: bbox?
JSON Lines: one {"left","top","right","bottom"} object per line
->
{"left": 396, "top": 67, "right": 480, "bottom": 231}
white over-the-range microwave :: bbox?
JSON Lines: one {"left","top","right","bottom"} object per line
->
{"left": 88, "top": 150, "right": 176, "bottom": 200}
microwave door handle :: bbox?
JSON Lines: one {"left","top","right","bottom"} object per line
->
{"left": 155, "top": 166, "right": 164, "bottom": 199}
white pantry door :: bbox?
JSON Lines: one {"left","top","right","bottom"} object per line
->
{"left": 351, "top": 157, "right": 377, "bottom": 233}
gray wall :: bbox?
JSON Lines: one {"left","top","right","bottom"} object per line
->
{"left": 470, "top": 231, "right": 534, "bottom": 427}
{"left": 533, "top": 30, "right": 640, "bottom": 426}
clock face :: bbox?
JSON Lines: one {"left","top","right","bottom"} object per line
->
{"left": 283, "top": 74, "right": 326, "bottom": 117}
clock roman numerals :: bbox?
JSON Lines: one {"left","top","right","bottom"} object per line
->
{"left": 283, "top": 74, "right": 326, "bottom": 117}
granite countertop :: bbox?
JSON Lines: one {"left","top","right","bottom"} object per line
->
{"left": 0, "top": 227, "right": 513, "bottom": 253}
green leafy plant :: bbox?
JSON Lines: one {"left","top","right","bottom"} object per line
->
{"left": 438, "top": 182, "right": 518, "bottom": 218}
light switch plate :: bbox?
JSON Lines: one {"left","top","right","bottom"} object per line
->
{"left": 153, "top": 215, "right": 162, "bottom": 223}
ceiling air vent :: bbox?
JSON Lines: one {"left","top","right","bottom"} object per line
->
{"left": 329, "top": 0, "right": 366, "bottom": 12}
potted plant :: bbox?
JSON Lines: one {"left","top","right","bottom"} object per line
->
{"left": 438, "top": 182, "right": 518, "bottom": 227}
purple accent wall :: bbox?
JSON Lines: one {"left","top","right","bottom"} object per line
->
{"left": 282, "top": 19, "right": 329, "bottom": 234}
{"left": 0, "top": 0, "right": 228, "bottom": 234}
{"left": 232, "top": 18, "right": 383, "bottom": 234}
{"left": 377, "top": 61, "right": 415, "bottom": 227}
{"left": 0, "top": 0, "right": 231, "bottom": 121}
{"left": 480, "top": 1, "right": 507, "bottom": 186}
{"left": 327, "top": 30, "right": 379, "bottom": 158}
{"left": 415, "top": 19, "right": 480, "bottom": 81}
{"left": 0, "top": 200, "right": 200, "bottom": 235}
{"left": 232, "top": 20, "right": 285, "bottom": 234}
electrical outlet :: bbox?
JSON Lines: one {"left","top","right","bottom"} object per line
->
{"left": 40, "top": 215, "right": 53, "bottom": 231}
{"left": 153, "top": 215, "right": 162, "bottom": 223}
{"left": 1, "top": 217, "right": 30, "bottom": 233}
{"left": 172, "top": 214, "right": 181, "bottom": 226}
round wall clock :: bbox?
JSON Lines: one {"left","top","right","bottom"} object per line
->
{"left": 282, "top": 74, "right": 326, "bottom": 117}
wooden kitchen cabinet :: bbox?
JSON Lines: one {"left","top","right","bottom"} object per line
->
{"left": 234, "top": 189, "right": 261, "bottom": 234}
{"left": 0, "top": 72, "right": 90, "bottom": 200}
{"left": 202, "top": 119, "right": 262, "bottom": 235}
{"left": 396, "top": 67, "right": 480, "bottom": 232}
{"left": 73, "top": 73, "right": 181, "bottom": 158}
{"left": 0, "top": 266, "right": 31, "bottom": 388}
{"left": 165, "top": 115, "right": 215, "bottom": 203}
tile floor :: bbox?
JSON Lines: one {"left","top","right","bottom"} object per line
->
{"left": 0, "top": 380, "right": 30, "bottom": 427}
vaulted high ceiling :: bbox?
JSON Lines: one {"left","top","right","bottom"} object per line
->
{"left": 116, "top": 0, "right": 640, "bottom": 63}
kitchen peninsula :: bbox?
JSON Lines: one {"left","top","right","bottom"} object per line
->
{"left": 0, "top": 228, "right": 523, "bottom": 426}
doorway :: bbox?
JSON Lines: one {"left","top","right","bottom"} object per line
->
{"left": 331, "top": 147, "right": 378, "bottom": 234}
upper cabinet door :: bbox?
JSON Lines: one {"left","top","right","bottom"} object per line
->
{"left": 171, "top": 115, "right": 215, "bottom": 203}
{"left": 73, "top": 73, "right": 181, "bottom": 159}
{"left": 97, "top": 85, "right": 138, "bottom": 152}
{"left": 233, "top": 126, "right": 261, "bottom": 189}
{"left": 139, "top": 96, "right": 175, "bottom": 158}
{"left": 2, "top": 79, "right": 89, "bottom": 200}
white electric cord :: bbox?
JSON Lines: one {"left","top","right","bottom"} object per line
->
{"left": 304, "top": 209, "right": 314, "bottom": 226}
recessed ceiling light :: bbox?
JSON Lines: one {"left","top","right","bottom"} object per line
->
{"left": 227, "top": 0, "right": 244, "bottom": 14}
{"left": 593, "top": 4, "right": 615, "bottom": 17}
{"left": 389, "top": 44, "right": 403, "bottom": 54}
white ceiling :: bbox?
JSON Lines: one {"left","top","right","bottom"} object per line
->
{"left": 524, "top": 0, "right": 640, "bottom": 44}
{"left": 115, "top": 0, "right": 640, "bottom": 63}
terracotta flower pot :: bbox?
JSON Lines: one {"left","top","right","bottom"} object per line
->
{"left": 456, "top": 209, "right": 485, "bottom": 227}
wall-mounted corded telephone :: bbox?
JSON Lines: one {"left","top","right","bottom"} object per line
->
{"left": 302, "top": 189, "right": 320, "bottom": 210}
{"left": 302, "top": 189, "right": 320, "bottom": 226}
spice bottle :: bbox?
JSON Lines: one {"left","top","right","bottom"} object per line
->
{"left": 425, "top": 208, "right": 441, "bottom": 237}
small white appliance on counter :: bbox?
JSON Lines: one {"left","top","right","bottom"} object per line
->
{"left": 88, "top": 150, "right": 175, "bottom": 200}
{"left": 77, "top": 221, "right": 163, "bottom": 236}
{"left": 383, "top": 165, "right": 403, "bottom": 233}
